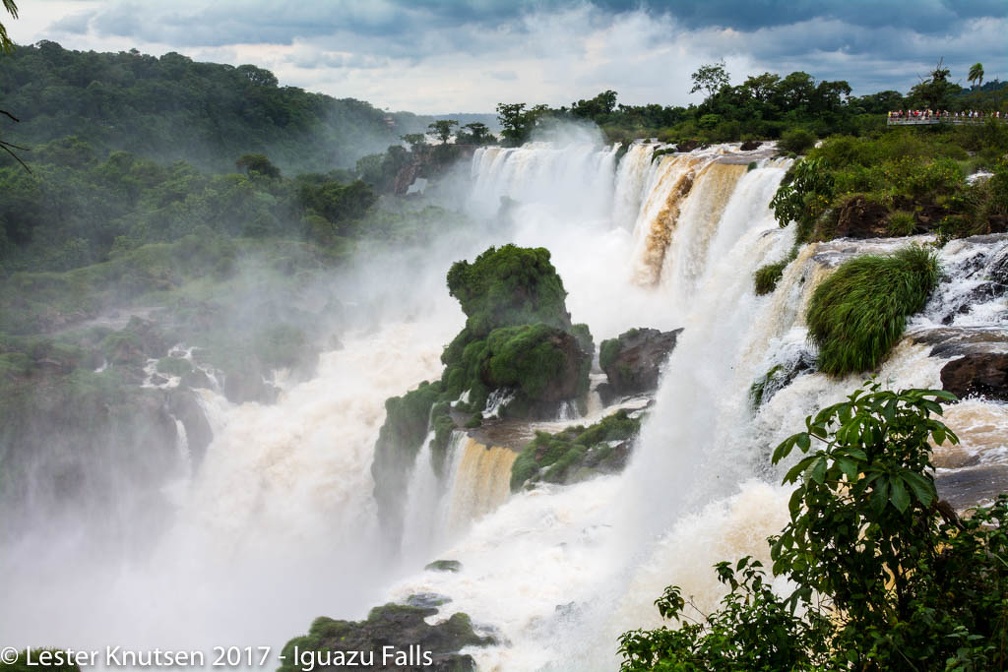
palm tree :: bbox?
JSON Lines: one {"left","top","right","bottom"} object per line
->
{"left": 0, "top": 0, "right": 17, "bottom": 53}
{"left": 968, "top": 62, "right": 985, "bottom": 90}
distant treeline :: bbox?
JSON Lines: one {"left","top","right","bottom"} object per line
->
{"left": 0, "top": 40, "right": 439, "bottom": 174}
{"left": 492, "top": 61, "right": 1008, "bottom": 147}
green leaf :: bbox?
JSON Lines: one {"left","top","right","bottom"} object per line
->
{"left": 890, "top": 477, "right": 910, "bottom": 513}
{"left": 796, "top": 432, "right": 811, "bottom": 452}
{"left": 836, "top": 457, "right": 859, "bottom": 481}
{"left": 810, "top": 456, "right": 828, "bottom": 484}
{"left": 902, "top": 471, "right": 936, "bottom": 507}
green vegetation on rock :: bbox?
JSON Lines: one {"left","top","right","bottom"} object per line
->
{"left": 511, "top": 409, "right": 641, "bottom": 490}
{"left": 753, "top": 260, "right": 788, "bottom": 296}
{"left": 446, "top": 244, "right": 572, "bottom": 337}
{"left": 373, "top": 245, "right": 593, "bottom": 537}
{"left": 806, "top": 245, "right": 939, "bottom": 377}
{"left": 772, "top": 127, "right": 1008, "bottom": 245}
{"left": 0, "top": 649, "right": 82, "bottom": 672}
{"left": 279, "top": 604, "right": 492, "bottom": 672}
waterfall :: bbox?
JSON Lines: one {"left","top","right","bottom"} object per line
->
{"left": 443, "top": 438, "right": 518, "bottom": 537}
{"left": 385, "top": 143, "right": 1008, "bottom": 672}
{"left": 5, "top": 137, "right": 1006, "bottom": 672}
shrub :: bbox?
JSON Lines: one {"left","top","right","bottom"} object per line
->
{"left": 510, "top": 409, "right": 641, "bottom": 490}
{"left": 446, "top": 245, "right": 571, "bottom": 338}
{"left": 806, "top": 245, "right": 939, "bottom": 377}
{"left": 886, "top": 210, "right": 917, "bottom": 236}
{"left": 621, "top": 383, "right": 1008, "bottom": 671}
{"left": 753, "top": 260, "right": 787, "bottom": 295}
{"left": 778, "top": 128, "right": 817, "bottom": 155}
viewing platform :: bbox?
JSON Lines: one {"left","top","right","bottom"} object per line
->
{"left": 887, "top": 116, "right": 1005, "bottom": 126}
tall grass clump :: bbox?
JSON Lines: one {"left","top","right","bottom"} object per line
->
{"left": 806, "top": 245, "right": 939, "bottom": 377}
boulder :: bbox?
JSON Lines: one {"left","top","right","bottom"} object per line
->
{"left": 599, "top": 328, "right": 682, "bottom": 399}
{"left": 940, "top": 353, "right": 1008, "bottom": 401}
{"left": 279, "top": 604, "right": 493, "bottom": 672}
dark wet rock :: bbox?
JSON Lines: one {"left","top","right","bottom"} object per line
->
{"left": 749, "top": 350, "right": 818, "bottom": 409}
{"left": 598, "top": 328, "right": 682, "bottom": 399}
{"left": 405, "top": 593, "right": 453, "bottom": 609}
{"left": 222, "top": 368, "right": 279, "bottom": 405}
{"left": 167, "top": 389, "right": 213, "bottom": 468}
{"left": 740, "top": 140, "right": 763, "bottom": 151}
{"left": 834, "top": 195, "right": 890, "bottom": 239}
{"left": 940, "top": 353, "right": 1008, "bottom": 401}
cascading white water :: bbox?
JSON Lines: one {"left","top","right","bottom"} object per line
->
{"left": 385, "top": 143, "right": 1008, "bottom": 672}
{"left": 4, "top": 135, "right": 1006, "bottom": 672}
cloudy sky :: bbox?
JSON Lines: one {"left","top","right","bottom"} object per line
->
{"left": 7, "top": 1, "right": 1008, "bottom": 114}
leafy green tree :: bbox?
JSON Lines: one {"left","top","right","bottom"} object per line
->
{"left": 427, "top": 119, "right": 458, "bottom": 144}
{"left": 620, "top": 383, "right": 1008, "bottom": 671}
{"left": 401, "top": 132, "right": 427, "bottom": 149}
{"left": 455, "top": 122, "right": 495, "bottom": 146}
{"left": 235, "top": 153, "right": 281, "bottom": 178}
{"left": 909, "top": 58, "right": 960, "bottom": 110}
{"left": 570, "top": 90, "right": 618, "bottom": 120}
{"left": 740, "top": 72, "right": 781, "bottom": 103}
{"left": 770, "top": 156, "right": 835, "bottom": 241}
{"left": 690, "top": 61, "right": 730, "bottom": 101}
{"left": 774, "top": 71, "right": 816, "bottom": 113}
{"left": 0, "top": 0, "right": 16, "bottom": 53}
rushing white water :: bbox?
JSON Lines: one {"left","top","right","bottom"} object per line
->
{"left": 4, "top": 137, "right": 1006, "bottom": 672}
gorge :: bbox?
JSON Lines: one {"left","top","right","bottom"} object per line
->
{"left": 2, "top": 135, "right": 1007, "bottom": 671}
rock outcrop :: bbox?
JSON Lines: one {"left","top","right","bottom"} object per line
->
{"left": 941, "top": 353, "right": 1008, "bottom": 401}
{"left": 598, "top": 327, "right": 682, "bottom": 402}
{"left": 279, "top": 604, "right": 493, "bottom": 672}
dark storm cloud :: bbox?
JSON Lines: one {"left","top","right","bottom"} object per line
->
{"left": 21, "top": 0, "right": 1008, "bottom": 113}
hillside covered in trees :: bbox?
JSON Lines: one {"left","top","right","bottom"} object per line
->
{"left": 0, "top": 40, "right": 440, "bottom": 174}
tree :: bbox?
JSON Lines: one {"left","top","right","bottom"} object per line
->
{"left": 235, "top": 153, "right": 280, "bottom": 178}
{"left": 740, "top": 72, "right": 781, "bottom": 103}
{"left": 0, "top": 0, "right": 17, "bottom": 53}
{"left": 427, "top": 119, "right": 458, "bottom": 144}
{"left": 570, "top": 90, "right": 618, "bottom": 120}
{"left": 620, "top": 383, "right": 1008, "bottom": 671}
{"left": 909, "top": 58, "right": 959, "bottom": 110}
{"left": 455, "top": 122, "right": 495, "bottom": 146}
{"left": 400, "top": 133, "right": 427, "bottom": 149}
{"left": 690, "top": 61, "right": 730, "bottom": 100}
{"left": 968, "top": 62, "right": 984, "bottom": 90}
{"left": 0, "top": 0, "right": 27, "bottom": 171}
{"left": 496, "top": 102, "right": 530, "bottom": 146}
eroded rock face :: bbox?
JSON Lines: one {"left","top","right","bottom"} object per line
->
{"left": 834, "top": 195, "right": 890, "bottom": 239}
{"left": 598, "top": 327, "right": 682, "bottom": 401}
{"left": 941, "top": 353, "right": 1008, "bottom": 401}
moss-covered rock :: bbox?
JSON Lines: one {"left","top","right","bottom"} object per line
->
{"left": 371, "top": 380, "right": 444, "bottom": 536}
{"left": 279, "top": 604, "right": 493, "bottom": 672}
{"left": 425, "top": 559, "right": 463, "bottom": 573}
{"left": 373, "top": 245, "right": 594, "bottom": 538}
{"left": 807, "top": 245, "right": 940, "bottom": 377}
{"left": 510, "top": 409, "right": 642, "bottom": 490}
{"left": 446, "top": 244, "right": 572, "bottom": 338}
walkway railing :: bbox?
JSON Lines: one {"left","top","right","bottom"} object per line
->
{"left": 887, "top": 116, "right": 1005, "bottom": 126}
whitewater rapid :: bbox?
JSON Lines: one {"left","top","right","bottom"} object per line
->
{"left": 3, "top": 138, "right": 1006, "bottom": 672}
